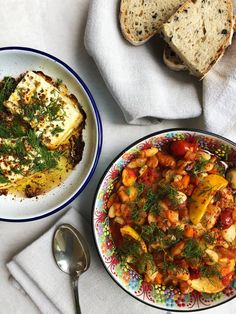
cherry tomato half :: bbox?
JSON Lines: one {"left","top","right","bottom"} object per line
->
{"left": 189, "top": 268, "right": 200, "bottom": 279}
{"left": 219, "top": 209, "right": 234, "bottom": 229}
{"left": 170, "top": 140, "right": 195, "bottom": 157}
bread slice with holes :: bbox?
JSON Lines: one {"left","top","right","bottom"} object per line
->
{"left": 161, "top": 0, "right": 234, "bottom": 78}
{"left": 163, "top": 15, "right": 236, "bottom": 73}
{"left": 163, "top": 45, "right": 186, "bottom": 71}
{"left": 120, "top": 0, "right": 186, "bottom": 45}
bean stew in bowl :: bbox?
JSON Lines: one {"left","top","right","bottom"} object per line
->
{"left": 93, "top": 129, "right": 236, "bottom": 311}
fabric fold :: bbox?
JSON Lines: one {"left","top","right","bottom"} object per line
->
{"left": 84, "top": 0, "right": 236, "bottom": 140}
{"left": 84, "top": 0, "right": 202, "bottom": 125}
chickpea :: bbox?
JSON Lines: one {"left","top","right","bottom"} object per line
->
{"left": 127, "top": 158, "right": 147, "bottom": 169}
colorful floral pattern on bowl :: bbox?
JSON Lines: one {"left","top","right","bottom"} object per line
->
{"left": 93, "top": 129, "right": 236, "bottom": 311}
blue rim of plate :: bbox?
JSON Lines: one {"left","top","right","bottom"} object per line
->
{"left": 92, "top": 128, "right": 236, "bottom": 312}
{"left": 0, "top": 46, "right": 103, "bottom": 222}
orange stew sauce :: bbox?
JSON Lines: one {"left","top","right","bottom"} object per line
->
{"left": 108, "top": 140, "right": 236, "bottom": 294}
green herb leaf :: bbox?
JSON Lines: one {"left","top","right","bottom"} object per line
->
{"left": 183, "top": 239, "right": 203, "bottom": 260}
{"left": 200, "top": 264, "right": 221, "bottom": 278}
{"left": 118, "top": 237, "right": 142, "bottom": 261}
{"left": 137, "top": 253, "right": 156, "bottom": 274}
{"left": 191, "top": 158, "right": 209, "bottom": 176}
{"left": 0, "top": 174, "right": 9, "bottom": 184}
{"left": 51, "top": 125, "right": 64, "bottom": 136}
{"left": 0, "top": 77, "right": 17, "bottom": 111}
{"left": 140, "top": 223, "right": 165, "bottom": 244}
{"left": 203, "top": 231, "right": 217, "bottom": 245}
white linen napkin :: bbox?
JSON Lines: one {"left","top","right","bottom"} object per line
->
{"left": 84, "top": 0, "right": 236, "bottom": 138}
{"left": 6, "top": 208, "right": 165, "bottom": 314}
{"left": 203, "top": 37, "right": 236, "bottom": 139}
{"left": 84, "top": 0, "right": 202, "bottom": 125}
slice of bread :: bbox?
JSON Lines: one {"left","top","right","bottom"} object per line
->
{"left": 163, "top": 15, "right": 236, "bottom": 73}
{"left": 163, "top": 45, "right": 186, "bottom": 71}
{"left": 161, "top": 0, "right": 234, "bottom": 79}
{"left": 120, "top": 0, "right": 186, "bottom": 45}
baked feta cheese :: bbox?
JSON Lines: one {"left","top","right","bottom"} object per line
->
{"left": 0, "top": 134, "right": 60, "bottom": 189}
{"left": 4, "top": 71, "right": 84, "bottom": 149}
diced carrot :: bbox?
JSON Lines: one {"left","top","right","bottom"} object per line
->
{"left": 181, "top": 175, "right": 190, "bottom": 189}
{"left": 184, "top": 225, "right": 195, "bottom": 238}
{"left": 165, "top": 209, "right": 179, "bottom": 224}
{"left": 155, "top": 272, "right": 163, "bottom": 285}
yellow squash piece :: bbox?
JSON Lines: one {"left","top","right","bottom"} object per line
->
{"left": 189, "top": 174, "right": 228, "bottom": 225}
{"left": 190, "top": 277, "right": 225, "bottom": 293}
{"left": 120, "top": 225, "right": 147, "bottom": 253}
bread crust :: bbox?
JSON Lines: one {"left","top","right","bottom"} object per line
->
{"left": 163, "top": 45, "right": 186, "bottom": 71}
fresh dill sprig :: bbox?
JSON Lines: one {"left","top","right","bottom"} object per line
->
{"left": 0, "top": 143, "right": 13, "bottom": 155}
{"left": 200, "top": 264, "right": 221, "bottom": 278}
{"left": 183, "top": 239, "right": 203, "bottom": 260}
{"left": 0, "top": 169, "right": 9, "bottom": 184}
{"left": 156, "top": 184, "right": 179, "bottom": 207}
{"left": 117, "top": 237, "right": 142, "bottom": 263}
{"left": 162, "top": 260, "right": 177, "bottom": 272}
{"left": 203, "top": 231, "right": 217, "bottom": 245}
{"left": 51, "top": 126, "right": 64, "bottom": 136}
{"left": 191, "top": 158, "right": 209, "bottom": 176}
{"left": 162, "top": 226, "right": 184, "bottom": 248}
{"left": 142, "top": 189, "right": 158, "bottom": 211}
{"left": 168, "top": 226, "right": 184, "bottom": 240}
{"left": 0, "top": 117, "right": 27, "bottom": 138}
{"left": 140, "top": 223, "right": 165, "bottom": 244}
{"left": 137, "top": 253, "right": 156, "bottom": 273}
{"left": 0, "top": 77, "right": 17, "bottom": 111}
{"left": 15, "top": 139, "right": 26, "bottom": 159}
{"left": 27, "top": 130, "right": 60, "bottom": 172}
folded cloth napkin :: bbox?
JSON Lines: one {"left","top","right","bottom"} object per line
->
{"left": 6, "top": 208, "right": 166, "bottom": 314}
{"left": 84, "top": 0, "right": 236, "bottom": 139}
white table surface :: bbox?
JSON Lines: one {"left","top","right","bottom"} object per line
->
{"left": 0, "top": 0, "right": 235, "bottom": 313}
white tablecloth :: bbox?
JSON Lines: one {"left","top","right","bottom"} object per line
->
{"left": 0, "top": 0, "right": 235, "bottom": 313}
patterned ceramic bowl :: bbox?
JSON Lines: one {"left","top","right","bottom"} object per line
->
{"left": 92, "top": 128, "right": 236, "bottom": 312}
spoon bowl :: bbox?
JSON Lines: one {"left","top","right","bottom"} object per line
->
{"left": 53, "top": 224, "right": 90, "bottom": 313}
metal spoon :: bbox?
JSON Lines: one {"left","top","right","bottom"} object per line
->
{"left": 52, "top": 224, "right": 90, "bottom": 314}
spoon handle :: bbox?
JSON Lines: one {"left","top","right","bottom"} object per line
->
{"left": 72, "top": 276, "right": 81, "bottom": 314}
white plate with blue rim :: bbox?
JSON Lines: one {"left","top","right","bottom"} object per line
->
{"left": 0, "top": 46, "right": 102, "bottom": 222}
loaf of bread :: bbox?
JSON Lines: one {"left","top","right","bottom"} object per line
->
{"left": 161, "top": 0, "right": 234, "bottom": 78}
{"left": 120, "top": 0, "right": 185, "bottom": 45}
